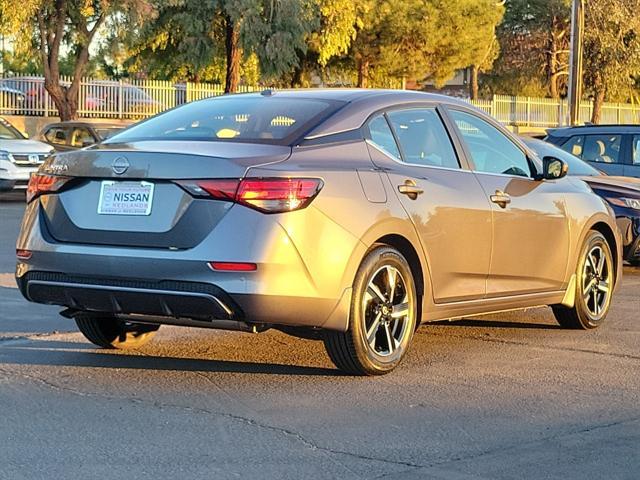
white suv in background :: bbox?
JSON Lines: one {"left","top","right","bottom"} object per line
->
{"left": 0, "top": 117, "right": 54, "bottom": 192}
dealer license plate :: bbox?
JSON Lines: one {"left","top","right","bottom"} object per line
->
{"left": 98, "top": 181, "right": 154, "bottom": 216}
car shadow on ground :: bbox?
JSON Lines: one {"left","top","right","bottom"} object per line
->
{"left": 428, "top": 318, "right": 562, "bottom": 330}
{"left": 1, "top": 340, "right": 342, "bottom": 377}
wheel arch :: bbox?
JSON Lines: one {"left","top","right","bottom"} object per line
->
{"left": 590, "top": 221, "right": 619, "bottom": 278}
{"left": 372, "top": 233, "right": 425, "bottom": 327}
{"left": 573, "top": 213, "right": 622, "bottom": 291}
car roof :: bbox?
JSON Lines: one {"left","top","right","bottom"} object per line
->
{"left": 43, "top": 121, "right": 125, "bottom": 129}
{"left": 241, "top": 89, "right": 474, "bottom": 139}
{"left": 547, "top": 124, "right": 640, "bottom": 137}
{"left": 235, "top": 88, "right": 469, "bottom": 104}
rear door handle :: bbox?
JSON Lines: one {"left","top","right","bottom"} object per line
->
{"left": 490, "top": 190, "right": 511, "bottom": 208}
{"left": 398, "top": 181, "right": 424, "bottom": 200}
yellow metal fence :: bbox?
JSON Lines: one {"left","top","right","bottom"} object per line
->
{"left": 2, "top": 74, "right": 640, "bottom": 126}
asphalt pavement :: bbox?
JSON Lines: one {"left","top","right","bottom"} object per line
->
{"left": 0, "top": 194, "right": 638, "bottom": 480}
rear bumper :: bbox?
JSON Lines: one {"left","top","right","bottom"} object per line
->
{"left": 18, "top": 271, "right": 240, "bottom": 321}
{"left": 15, "top": 200, "right": 362, "bottom": 331}
{"left": 16, "top": 269, "right": 351, "bottom": 331}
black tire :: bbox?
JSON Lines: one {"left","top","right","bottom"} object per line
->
{"left": 75, "top": 314, "right": 160, "bottom": 349}
{"left": 552, "top": 231, "right": 614, "bottom": 329}
{"left": 323, "top": 245, "right": 418, "bottom": 375}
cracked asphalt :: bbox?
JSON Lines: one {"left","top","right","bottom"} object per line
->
{"left": 1, "top": 192, "right": 639, "bottom": 479}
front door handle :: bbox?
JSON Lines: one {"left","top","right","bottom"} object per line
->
{"left": 490, "top": 190, "right": 511, "bottom": 208}
{"left": 398, "top": 180, "right": 424, "bottom": 200}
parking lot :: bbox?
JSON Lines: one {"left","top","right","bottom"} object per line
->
{"left": 1, "top": 192, "right": 639, "bottom": 480}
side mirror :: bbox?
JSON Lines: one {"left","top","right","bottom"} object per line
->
{"left": 540, "top": 156, "right": 568, "bottom": 180}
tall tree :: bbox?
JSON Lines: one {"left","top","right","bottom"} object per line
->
{"left": 1, "top": 0, "right": 149, "bottom": 120}
{"left": 348, "top": 0, "right": 503, "bottom": 89}
{"left": 583, "top": 0, "right": 640, "bottom": 123}
{"left": 487, "top": 0, "right": 570, "bottom": 98}
{"left": 128, "top": 0, "right": 316, "bottom": 92}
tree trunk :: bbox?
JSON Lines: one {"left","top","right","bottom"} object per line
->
{"left": 36, "top": 6, "right": 103, "bottom": 121}
{"left": 291, "top": 64, "right": 304, "bottom": 88}
{"left": 290, "top": 50, "right": 308, "bottom": 88}
{"left": 548, "top": 31, "right": 559, "bottom": 99}
{"left": 469, "top": 65, "right": 479, "bottom": 100}
{"left": 591, "top": 87, "right": 606, "bottom": 124}
{"left": 225, "top": 17, "right": 241, "bottom": 94}
{"left": 357, "top": 58, "right": 369, "bottom": 88}
{"left": 44, "top": 80, "right": 78, "bottom": 121}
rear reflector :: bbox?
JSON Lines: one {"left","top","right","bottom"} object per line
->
{"left": 178, "top": 178, "right": 323, "bottom": 214}
{"left": 26, "top": 174, "right": 71, "bottom": 203}
{"left": 16, "top": 249, "right": 32, "bottom": 260}
{"left": 208, "top": 262, "right": 257, "bottom": 272}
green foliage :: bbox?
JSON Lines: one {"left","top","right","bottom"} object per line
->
{"left": 486, "top": 0, "right": 571, "bottom": 97}
{"left": 583, "top": 0, "right": 640, "bottom": 102}
{"left": 236, "top": 0, "right": 318, "bottom": 79}
{"left": 123, "top": 0, "right": 316, "bottom": 83}
{"left": 309, "top": 0, "right": 362, "bottom": 67}
{"left": 348, "top": 0, "right": 503, "bottom": 87}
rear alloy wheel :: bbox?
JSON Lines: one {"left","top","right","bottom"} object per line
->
{"left": 75, "top": 314, "right": 160, "bottom": 349}
{"left": 324, "top": 246, "right": 417, "bottom": 375}
{"left": 552, "top": 231, "right": 614, "bottom": 329}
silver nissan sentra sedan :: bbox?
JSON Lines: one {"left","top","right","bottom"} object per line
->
{"left": 16, "top": 89, "right": 622, "bottom": 375}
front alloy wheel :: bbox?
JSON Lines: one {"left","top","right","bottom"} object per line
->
{"left": 324, "top": 245, "right": 417, "bottom": 375}
{"left": 552, "top": 231, "right": 614, "bottom": 329}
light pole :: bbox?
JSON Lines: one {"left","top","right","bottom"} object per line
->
{"left": 567, "top": 0, "right": 584, "bottom": 125}
{"left": 0, "top": 34, "right": 4, "bottom": 76}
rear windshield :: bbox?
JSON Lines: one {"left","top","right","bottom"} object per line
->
{"left": 0, "top": 119, "right": 24, "bottom": 140}
{"left": 105, "top": 95, "right": 343, "bottom": 145}
{"left": 95, "top": 127, "right": 124, "bottom": 140}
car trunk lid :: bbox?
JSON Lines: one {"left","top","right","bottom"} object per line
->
{"left": 39, "top": 141, "right": 291, "bottom": 249}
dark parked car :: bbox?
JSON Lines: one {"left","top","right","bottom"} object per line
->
{"left": 545, "top": 125, "right": 640, "bottom": 178}
{"left": 17, "top": 90, "right": 622, "bottom": 375}
{"left": 41, "top": 122, "right": 126, "bottom": 151}
{"left": 524, "top": 137, "right": 640, "bottom": 266}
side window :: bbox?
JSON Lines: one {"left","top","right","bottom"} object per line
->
{"left": 582, "top": 134, "right": 622, "bottom": 164}
{"left": 450, "top": 110, "right": 531, "bottom": 177}
{"left": 386, "top": 108, "right": 459, "bottom": 169}
{"left": 560, "top": 135, "right": 585, "bottom": 157}
{"left": 632, "top": 136, "right": 640, "bottom": 165}
{"left": 44, "top": 127, "right": 68, "bottom": 146}
{"left": 367, "top": 115, "right": 401, "bottom": 160}
{"left": 71, "top": 127, "right": 94, "bottom": 148}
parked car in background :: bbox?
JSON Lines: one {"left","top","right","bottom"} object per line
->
{"left": 524, "top": 137, "right": 640, "bottom": 266}
{"left": 0, "top": 84, "right": 26, "bottom": 114}
{"left": 0, "top": 76, "right": 106, "bottom": 115}
{"left": 41, "top": 121, "right": 127, "bottom": 151}
{"left": 84, "top": 80, "right": 162, "bottom": 116}
{"left": 545, "top": 125, "right": 640, "bottom": 178}
{"left": 17, "top": 90, "right": 622, "bottom": 375}
{"left": 0, "top": 117, "right": 54, "bottom": 192}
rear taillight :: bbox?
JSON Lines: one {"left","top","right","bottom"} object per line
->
{"left": 16, "top": 249, "right": 32, "bottom": 260}
{"left": 26, "top": 174, "right": 71, "bottom": 203}
{"left": 178, "top": 178, "right": 323, "bottom": 214}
